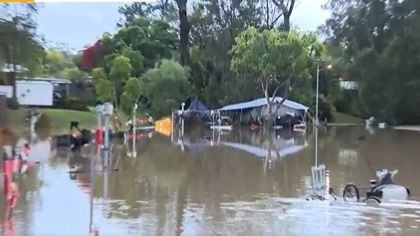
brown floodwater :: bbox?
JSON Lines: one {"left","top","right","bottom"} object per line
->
{"left": 1, "top": 126, "right": 420, "bottom": 235}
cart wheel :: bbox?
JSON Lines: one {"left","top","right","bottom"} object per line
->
{"left": 366, "top": 197, "right": 381, "bottom": 206}
{"left": 343, "top": 184, "right": 360, "bottom": 202}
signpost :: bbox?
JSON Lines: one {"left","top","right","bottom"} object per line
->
{"left": 95, "top": 103, "right": 113, "bottom": 170}
{"left": 102, "top": 103, "right": 113, "bottom": 151}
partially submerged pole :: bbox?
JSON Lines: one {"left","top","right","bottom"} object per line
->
{"left": 104, "top": 116, "right": 110, "bottom": 150}
{"left": 132, "top": 103, "right": 138, "bottom": 158}
{"left": 95, "top": 104, "right": 104, "bottom": 148}
{"left": 181, "top": 102, "right": 185, "bottom": 137}
{"left": 103, "top": 103, "right": 113, "bottom": 151}
{"left": 170, "top": 110, "right": 174, "bottom": 143}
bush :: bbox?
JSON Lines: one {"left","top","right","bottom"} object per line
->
{"left": 6, "top": 98, "right": 19, "bottom": 110}
{"left": 59, "top": 97, "right": 89, "bottom": 111}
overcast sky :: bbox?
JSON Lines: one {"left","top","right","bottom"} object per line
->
{"left": 35, "top": 0, "right": 330, "bottom": 51}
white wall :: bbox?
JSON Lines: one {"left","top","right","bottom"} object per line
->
{"left": 0, "top": 85, "right": 12, "bottom": 97}
{"left": 0, "top": 81, "right": 53, "bottom": 106}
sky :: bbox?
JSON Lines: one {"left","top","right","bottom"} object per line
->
{"left": 35, "top": 0, "right": 330, "bottom": 52}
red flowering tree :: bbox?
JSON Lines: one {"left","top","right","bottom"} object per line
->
{"left": 80, "top": 40, "right": 105, "bottom": 71}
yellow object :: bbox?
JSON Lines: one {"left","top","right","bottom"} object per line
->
{"left": 154, "top": 117, "right": 171, "bottom": 137}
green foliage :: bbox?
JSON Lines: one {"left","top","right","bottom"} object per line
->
{"left": 59, "top": 97, "right": 90, "bottom": 111}
{"left": 0, "top": 4, "right": 45, "bottom": 102}
{"left": 94, "top": 79, "right": 113, "bottom": 102}
{"left": 230, "top": 26, "right": 315, "bottom": 120}
{"left": 44, "top": 49, "right": 66, "bottom": 75}
{"left": 324, "top": 0, "right": 420, "bottom": 124}
{"left": 91, "top": 67, "right": 113, "bottom": 102}
{"left": 91, "top": 68, "right": 107, "bottom": 81}
{"left": 121, "top": 47, "right": 144, "bottom": 77}
{"left": 109, "top": 55, "right": 132, "bottom": 83}
{"left": 0, "top": 18, "right": 43, "bottom": 74}
{"left": 60, "top": 67, "right": 86, "bottom": 82}
{"left": 113, "top": 17, "right": 177, "bottom": 69}
{"left": 231, "top": 27, "right": 311, "bottom": 84}
{"left": 120, "top": 77, "right": 141, "bottom": 114}
{"left": 137, "top": 60, "right": 192, "bottom": 118}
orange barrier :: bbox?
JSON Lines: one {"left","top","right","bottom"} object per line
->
{"left": 154, "top": 117, "right": 171, "bottom": 137}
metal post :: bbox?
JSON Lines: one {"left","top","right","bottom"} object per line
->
{"left": 132, "top": 104, "right": 137, "bottom": 158}
{"left": 315, "top": 63, "right": 320, "bottom": 167}
{"left": 97, "top": 113, "right": 101, "bottom": 129}
{"left": 103, "top": 152, "right": 108, "bottom": 197}
{"left": 170, "top": 111, "right": 174, "bottom": 143}
{"left": 181, "top": 103, "right": 185, "bottom": 137}
{"left": 89, "top": 140, "right": 95, "bottom": 234}
{"left": 104, "top": 115, "right": 109, "bottom": 150}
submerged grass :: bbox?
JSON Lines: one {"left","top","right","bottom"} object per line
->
{"left": 5, "top": 108, "right": 97, "bottom": 136}
{"left": 332, "top": 111, "right": 363, "bottom": 124}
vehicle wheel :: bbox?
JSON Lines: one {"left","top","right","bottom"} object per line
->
{"left": 366, "top": 197, "right": 381, "bottom": 206}
{"left": 343, "top": 184, "right": 360, "bottom": 202}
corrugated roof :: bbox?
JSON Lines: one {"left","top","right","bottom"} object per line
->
{"left": 220, "top": 97, "right": 309, "bottom": 111}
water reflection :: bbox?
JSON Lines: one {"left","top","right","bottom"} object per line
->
{"left": 1, "top": 127, "right": 420, "bottom": 235}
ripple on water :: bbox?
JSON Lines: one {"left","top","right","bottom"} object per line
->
{"left": 399, "top": 214, "right": 420, "bottom": 218}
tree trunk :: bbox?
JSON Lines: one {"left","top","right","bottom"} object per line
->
{"left": 272, "top": 0, "right": 295, "bottom": 32}
{"left": 283, "top": 14, "right": 291, "bottom": 32}
{"left": 2, "top": 44, "right": 17, "bottom": 100}
{"left": 176, "top": 0, "right": 190, "bottom": 66}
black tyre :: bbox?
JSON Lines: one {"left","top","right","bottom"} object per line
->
{"left": 343, "top": 184, "right": 360, "bottom": 202}
{"left": 366, "top": 197, "right": 381, "bottom": 206}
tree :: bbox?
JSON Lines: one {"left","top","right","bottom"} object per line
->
{"left": 120, "top": 77, "right": 141, "bottom": 114}
{"left": 0, "top": 3, "right": 42, "bottom": 99}
{"left": 323, "top": 0, "right": 420, "bottom": 124}
{"left": 91, "top": 55, "right": 132, "bottom": 115}
{"left": 230, "top": 26, "right": 315, "bottom": 124}
{"left": 60, "top": 67, "right": 86, "bottom": 82}
{"left": 272, "top": 0, "right": 296, "bottom": 31}
{"left": 82, "top": 17, "right": 177, "bottom": 72}
{"left": 137, "top": 59, "right": 192, "bottom": 118}
{"left": 44, "top": 49, "right": 66, "bottom": 76}
{"left": 175, "top": 0, "right": 190, "bottom": 65}
{"left": 118, "top": 1, "right": 177, "bottom": 25}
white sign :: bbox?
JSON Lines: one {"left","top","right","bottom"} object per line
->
{"left": 103, "top": 103, "right": 114, "bottom": 116}
{"left": 95, "top": 104, "right": 104, "bottom": 113}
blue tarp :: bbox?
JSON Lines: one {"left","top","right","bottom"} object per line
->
{"left": 187, "top": 98, "right": 208, "bottom": 112}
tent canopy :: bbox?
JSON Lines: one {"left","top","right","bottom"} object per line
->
{"left": 220, "top": 97, "right": 309, "bottom": 112}
{"left": 186, "top": 98, "right": 208, "bottom": 112}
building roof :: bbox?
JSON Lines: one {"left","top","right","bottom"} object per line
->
{"left": 220, "top": 97, "right": 309, "bottom": 111}
{"left": 20, "top": 77, "right": 72, "bottom": 84}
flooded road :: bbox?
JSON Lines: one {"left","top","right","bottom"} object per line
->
{"left": 1, "top": 127, "right": 420, "bottom": 235}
